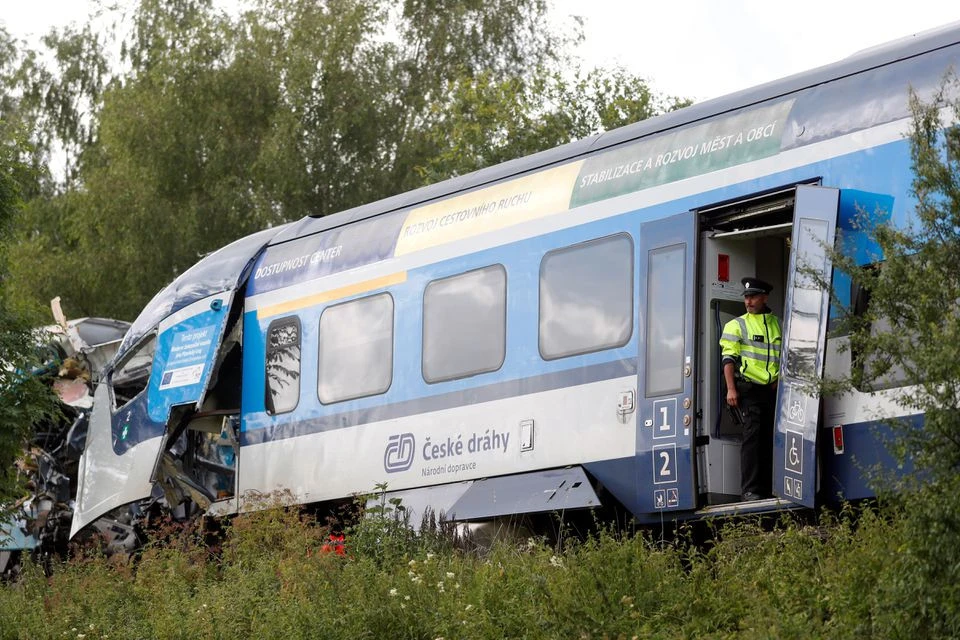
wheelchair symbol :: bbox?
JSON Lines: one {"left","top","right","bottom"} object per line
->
{"left": 785, "top": 429, "right": 803, "bottom": 474}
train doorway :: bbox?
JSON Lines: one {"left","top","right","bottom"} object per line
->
{"left": 695, "top": 182, "right": 837, "bottom": 509}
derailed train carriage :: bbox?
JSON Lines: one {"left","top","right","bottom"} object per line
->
{"left": 67, "top": 22, "right": 960, "bottom": 539}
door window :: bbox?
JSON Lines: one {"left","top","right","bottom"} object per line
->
{"left": 644, "top": 244, "right": 686, "bottom": 397}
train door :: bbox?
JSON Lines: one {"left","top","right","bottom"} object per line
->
{"left": 147, "top": 293, "right": 244, "bottom": 517}
{"left": 773, "top": 185, "right": 839, "bottom": 507}
{"left": 636, "top": 211, "right": 698, "bottom": 513}
{"left": 696, "top": 186, "right": 794, "bottom": 507}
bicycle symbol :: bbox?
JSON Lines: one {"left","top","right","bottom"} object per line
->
{"left": 788, "top": 399, "right": 804, "bottom": 423}
{"left": 785, "top": 385, "right": 807, "bottom": 426}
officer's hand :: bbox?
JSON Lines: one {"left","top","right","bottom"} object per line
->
{"left": 726, "top": 388, "right": 738, "bottom": 407}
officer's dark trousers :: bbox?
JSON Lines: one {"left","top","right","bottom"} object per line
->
{"left": 736, "top": 379, "right": 776, "bottom": 497}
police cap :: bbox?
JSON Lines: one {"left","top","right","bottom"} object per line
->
{"left": 741, "top": 277, "right": 773, "bottom": 296}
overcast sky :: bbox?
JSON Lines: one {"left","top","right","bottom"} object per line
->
{"left": 4, "top": 0, "right": 960, "bottom": 103}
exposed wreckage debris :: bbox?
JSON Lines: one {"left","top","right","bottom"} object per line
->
{"left": 1, "top": 280, "right": 247, "bottom": 580}
{"left": 0, "top": 299, "right": 131, "bottom": 579}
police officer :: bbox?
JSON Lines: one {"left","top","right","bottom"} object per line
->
{"left": 720, "top": 277, "right": 781, "bottom": 501}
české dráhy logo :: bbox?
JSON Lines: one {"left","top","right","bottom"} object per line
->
{"left": 384, "top": 433, "right": 415, "bottom": 472}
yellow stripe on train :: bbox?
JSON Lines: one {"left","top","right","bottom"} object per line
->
{"left": 394, "top": 161, "right": 584, "bottom": 256}
{"left": 257, "top": 271, "right": 407, "bottom": 319}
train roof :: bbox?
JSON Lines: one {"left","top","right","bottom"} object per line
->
{"left": 270, "top": 20, "right": 960, "bottom": 244}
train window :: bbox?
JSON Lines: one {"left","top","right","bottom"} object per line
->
{"left": 644, "top": 244, "right": 685, "bottom": 397}
{"left": 111, "top": 333, "right": 157, "bottom": 409}
{"left": 423, "top": 265, "right": 506, "bottom": 383}
{"left": 539, "top": 234, "right": 633, "bottom": 360}
{"left": 318, "top": 293, "right": 393, "bottom": 404}
{"left": 784, "top": 218, "right": 829, "bottom": 380}
{"left": 860, "top": 315, "right": 910, "bottom": 389}
{"left": 265, "top": 317, "right": 301, "bottom": 415}
{"left": 851, "top": 274, "right": 911, "bottom": 390}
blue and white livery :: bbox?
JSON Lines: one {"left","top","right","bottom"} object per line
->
{"left": 70, "top": 23, "right": 960, "bottom": 535}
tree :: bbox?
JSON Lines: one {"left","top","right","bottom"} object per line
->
{"left": 7, "top": 0, "right": 291, "bottom": 318}
{"left": 829, "top": 73, "right": 960, "bottom": 483}
{"left": 417, "top": 66, "right": 691, "bottom": 183}
{"left": 823, "top": 73, "right": 960, "bottom": 635}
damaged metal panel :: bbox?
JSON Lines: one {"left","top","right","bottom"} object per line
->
{"left": 0, "top": 518, "right": 37, "bottom": 551}
{"left": 70, "top": 383, "right": 164, "bottom": 538}
{"left": 70, "top": 226, "right": 284, "bottom": 540}
{"left": 116, "top": 225, "right": 290, "bottom": 360}
{"left": 446, "top": 467, "right": 601, "bottom": 521}
{"left": 70, "top": 292, "right": 233, "bottom": 538}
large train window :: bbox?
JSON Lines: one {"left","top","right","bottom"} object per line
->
{"left": 111, "top": 333, "right": 157, "bottom": 410}
{"left": 539, "top": 233, "right": 633, "bottom": 360}
{"left": 265, "top": 316, "right": 301, "bottom": 415}
{"left": 423, "top": 264, "right": 506, "bottom": 383}
{"left": 644, "top": 243, "right": 685, "bottom": 396}
{"left": 851, "top": 274, "right": 911, "bottom": 390}
{"left": 318, "top": 292, "right": 393, "bottom": 404}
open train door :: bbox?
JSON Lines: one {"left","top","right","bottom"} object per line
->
{"left": 636, "top": 211, "right": 698, "bottom": 513}
{"left": 70, "top": 293, "right": 235, "bottom": 538}
{"left": 773, "top": 185, "right": 839, "bottom": 507}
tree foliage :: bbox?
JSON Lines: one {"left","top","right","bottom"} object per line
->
{"left": 2, "top": 0, "right": 686, "bottom": 321}
{"left": 828, "top": 73, "right": 960, "bottom": 484}
{"left": 0, "top": 119, "right": 59, "bottom": 510}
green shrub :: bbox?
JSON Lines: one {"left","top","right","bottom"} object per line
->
{"left": 3, "top": 493, "right": 960, "bottom": 640}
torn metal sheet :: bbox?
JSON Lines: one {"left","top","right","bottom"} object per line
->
{"left": 116, "top": 225, "right": 289, "bottom": 359}
{"left": 71, "top": 291, "right": 234, "bottom": 538}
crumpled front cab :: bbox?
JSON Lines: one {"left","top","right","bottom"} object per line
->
{"left": 70, "top": 227, "right": 287, "bottom": 538}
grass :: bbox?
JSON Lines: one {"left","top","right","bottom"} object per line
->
{"left": 0, "top": 489, "right": 958, "bottom": 640}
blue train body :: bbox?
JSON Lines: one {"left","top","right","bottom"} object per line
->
{"left": 68, "top": 23, "right": 960, "bottom": 536}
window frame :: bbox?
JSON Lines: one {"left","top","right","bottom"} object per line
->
{"left": 264, "top": 315, "right": 302, "bottom": 416}
{"left": 849, "top": 264, "right": 912, "bottom": 392}
{"left": 643, "top": 242, "right": 686, "bottom": 397}
{"left": 421, "top": 263, "right": 508, "bottom": 384}
{"left": 538, "top": 233, "right": 635, "bottom": 361}
{"left": 110, "top": 332, "right": 157, "bottom": 412}
{"left": 317, "top": 292, "right": 395, "bottom": 405}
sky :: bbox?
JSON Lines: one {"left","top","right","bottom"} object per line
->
{"left": 3, "top": 0, "right": 960, "bottom": 103}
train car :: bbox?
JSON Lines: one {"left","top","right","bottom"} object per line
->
{"left": 68, "top": 22, "right": 960, "bottom": 537}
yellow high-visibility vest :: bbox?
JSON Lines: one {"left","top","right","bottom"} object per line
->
{"left": 720, "top": 311, "right": 782, "bottom": 384}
